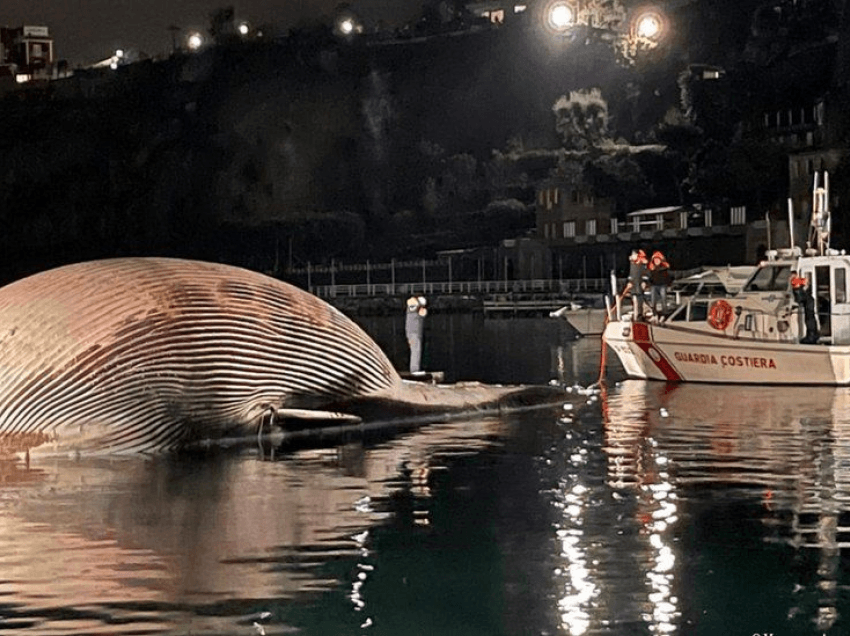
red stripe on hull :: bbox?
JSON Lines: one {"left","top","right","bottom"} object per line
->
{"left": 631, "top": 322, "right": 683, "bottom": 381}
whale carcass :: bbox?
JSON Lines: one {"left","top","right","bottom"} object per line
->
{"left": 0, "top": 258, "right": 553, "bottom": 456}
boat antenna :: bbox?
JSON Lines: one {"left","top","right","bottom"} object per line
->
{"left": 787, "top": 196, "right": 795, "bottom": 250}
{"left": 765, "top": 211, "right": 771, "bottom": 254}
{"left": 809, "top": 170, "right": 830, "bottom": 255}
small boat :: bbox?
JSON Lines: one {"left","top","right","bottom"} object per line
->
{"left": 550, "top": 300, "right": 608, "bottom": 336}
{"left": 603, "top": 172, "right": 850, "bottom": 385}
{"left": 669, "top": 265, "right": 754, "bottom": 300}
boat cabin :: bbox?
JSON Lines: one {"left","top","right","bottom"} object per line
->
{"left": 664, "top": 248, "right": 850, "bottom": 345}
{"left": 775, "top": 250, "right": 850, "bottom": 345}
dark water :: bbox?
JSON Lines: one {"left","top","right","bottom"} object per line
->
{"left": 1, "top": 316, "right": 849, "bottom": 635}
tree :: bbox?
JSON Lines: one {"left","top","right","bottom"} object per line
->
{"left": 552, "top": 88, "right": 610, "bottom": 150}
{"left": 209, "top": 6, "right": 237, "bottom": 44}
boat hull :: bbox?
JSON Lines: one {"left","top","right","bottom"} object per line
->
{"left": 604, "top": 320, "right": 850, "bottom": 385}
{"left": 561, "top": 308, "right": 607, "bottom": 336}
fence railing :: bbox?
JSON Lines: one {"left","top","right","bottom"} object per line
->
{"left": 311, "top": 277, "right": 611, "bottom": 298}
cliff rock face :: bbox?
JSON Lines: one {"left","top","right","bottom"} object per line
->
{"left": 0, "top": 24, "right": 655, "bottom": 275}
{"left": 0, "top": 1, "right": 842, "bottom": 280}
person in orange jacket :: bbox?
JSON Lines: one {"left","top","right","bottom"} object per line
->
{"left": 648, "top": 250, "right": 671, "bottom": 315}
{"left": 790, "top": 273, "right": 818, "bottom": 344}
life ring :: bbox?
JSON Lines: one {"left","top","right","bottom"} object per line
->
{"left": 708, "top": 299, "right": 733, "bottom": 330}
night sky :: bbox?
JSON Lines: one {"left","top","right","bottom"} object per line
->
{"left": 2, "top": 0, "right": 423, "bottom": 67}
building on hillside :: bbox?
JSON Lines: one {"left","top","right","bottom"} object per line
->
{"left": 531, "top": 175, "right": 776, "bottom": 275}
{"left": 0, "top": 25, "right": 55, "bottom": 82}
{"left": 465, "top": 1, "right": 529, "bottom": 25}
{"left": 535, "top": 180, "right": 617, "bottom": 243}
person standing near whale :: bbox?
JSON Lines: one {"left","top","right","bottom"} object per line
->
{"left": 405, "top": 296, "right": 428, "bottom": 374}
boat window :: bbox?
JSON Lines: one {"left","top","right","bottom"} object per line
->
{"left": 816, "top": 265, "right": 831, "bottom": 337}
{"left": 668, "top": 301, "right": 708, "bottom": 322}
{"left": 743, "top": 265, "right": 792, "bottom": 292}
{"left": 690, "top": 302, "right": 708, "bottom": 322}
{"left": 835, "top": 268, "right": 847, "bottom": 303}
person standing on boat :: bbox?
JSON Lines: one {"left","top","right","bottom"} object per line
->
{"left": 405, "top": 295, "right": 428, "bottom": 373}
{"left": 623, "top": 249, "right": 648, "bottom": 318}
{"left": 791, "top": 273, "right": 818, "bottom": 344}
{"left": 648, "top": 250, "right": 671, "bottom": 315}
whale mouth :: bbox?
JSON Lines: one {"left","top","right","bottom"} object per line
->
{"left": 172, "top": 383, "right": 568, "bottom": 456}
{"left": 318, "top": 381, "right": 564, "bottom": 420}
{"left": 263, "top": 383, "right": 566, "bottom": 439}
{"left": 249, "top": 384, "right": 568, "bottom": 453}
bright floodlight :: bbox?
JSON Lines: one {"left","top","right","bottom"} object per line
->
{"left": 187, "top": 32, "right": 204, "bottom": 50}
{"left": 237, "top": 21, "right": 250, "bottom": 36}
{"left": 339, "top": 18, "right": 355, "bottom": 35}
{"left": 635, "top": 13, "right": 662, "bottom": 39}
{"left": 549, "top": 3, "right": 574, "bottom": 30}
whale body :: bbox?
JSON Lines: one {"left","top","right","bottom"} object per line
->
{"left": 0, "top": 258, "right": 545, "bottom": 456}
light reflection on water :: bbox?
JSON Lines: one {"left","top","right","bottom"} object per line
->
{"left": 3, "top": 319, "right": 850, "bottom": 634}
{"left": 599, "top": 380, "right": 850, "bottom": 635}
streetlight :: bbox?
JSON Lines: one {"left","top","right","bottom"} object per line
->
{"left": 237, "top": 21, "right": 250, "bottom": 37}
{"left": 109, "top": 49, "right": 124, "bottom": 70}
{"left": 546, "top": 2, "right": 576, "bottom": 33}
{"left": 334, "top": 9, "right": 363, "bottom": 37}
{"left": 186, "top": 31, "right": 205, "bottom": 51}
{"left": 633, "top": 10, "right": 664, "bottom": 41}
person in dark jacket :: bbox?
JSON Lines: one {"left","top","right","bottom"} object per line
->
{"left": 791, "top": 273, "right": 818, "bottom": 344}
{"left": 623, "top": 249, "right": 648, "bottom": 319}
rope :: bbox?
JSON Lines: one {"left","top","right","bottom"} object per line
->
{"left": 596, "top": 327, "right": 608, "bottom": 387}
{"left": 592, "top": 291, "right": 624, "bottom": 388}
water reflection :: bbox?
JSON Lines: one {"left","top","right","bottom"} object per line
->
{"left": 601, "top": 380, "right": 850, "bottom": 634}
{"left": 9, "top": 315, "right": 850, "bottom": 636}
{"left": 0, "top": 414, "right": 527, "bottom": 635}
{"left": 354, "top": 314, "right": 599, "bottom": 385}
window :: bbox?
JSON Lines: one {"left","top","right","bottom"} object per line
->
{"left": 539, "top": 188, "right": 556, "bottom": 210}
{"left": 487, "top": 9, "right": 505, "bottom": 23}
{"left": 730, "top": 206, "right": 746, "bottom": 225}
{"left": 835, "top": 268, "right": 847, "bottom": 304}
{"left": 563, "top": 221, "right": 575, "bottom": 238}
{"left": 586, "top": 219, "right": 596, "bottom": 236}
{"left": 744, "top": 265, "right": 791, "bottom": 292}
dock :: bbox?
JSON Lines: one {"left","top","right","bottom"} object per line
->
{"left": 481, "top": 297, "right": 569, "bottom": 317}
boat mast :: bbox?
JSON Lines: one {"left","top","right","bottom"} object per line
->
{"left": 809, "top": 171, "right": 831, "bottom": 255}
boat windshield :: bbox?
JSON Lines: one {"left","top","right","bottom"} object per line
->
{"left": 742, "top": 264, "right": 792, "bottom": 292}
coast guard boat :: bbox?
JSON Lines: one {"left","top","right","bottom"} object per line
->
{"left": 603, "top": 172, "right": 850, "bottom": 384}
{"left": 553, "top": 265, "right": 752, "bottom": 337}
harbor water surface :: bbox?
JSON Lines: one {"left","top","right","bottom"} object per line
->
{"left": 1, "top": 315, "right": 849, "bottom": 635}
